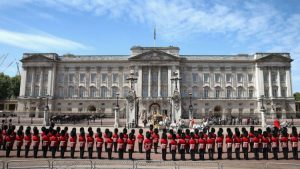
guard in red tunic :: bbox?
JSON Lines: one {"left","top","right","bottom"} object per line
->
{"left": 0, "top": 128, "right": 3, "bottom": 150}
{"left": 127, "top": 133, "right": 135, "bottom": 160}
{"left": 216, "top": 131, "right": 223, "bottom": 160}
{"left": 160, "top": 133, "right": 168, "bottom": 160}
{"left": 123, "top": 128, "right": 128, "bottom": 152}
{"left": 207, "top": 133, "right": 214, "bottom": 160}
{"left": 170, "top": 134, "right": 177, "bottom": 161}
{"left": 178, "top": 133, "right": 186, "bottom": 160}
{"left": 198, "top": 132, "right": 206, "bottom": 160}
{"left": 16, "top": 130, "right": 24, "bottom": 157}
{"left": 56, "top": 127, "right": 61, "bottom": 152}
{"left": 137, "top": 129, "right": 144, "bottom": 153}
{"left": 168, "top": 129, "right": 174, "bottom": 153}
{"left": 42, "top": 129, "right": 49, "bottom": 158}
{"left": 118, "top": 133, "right": 125, "bottom": 159}
{"left": 271, "top": 131, "right": 279, "bottom": 160}
{"left": 262, "top": 131, "right": 269, "bottom": 160}
{"left": 130, "top": 129, "right": 136, "bottom": 152}
{"left": 189, "top": 132, "right": 196, "bottom": 161}
{"left": 152, "top": 128, "right": 159, "bottom": 154}
{"left": 194, "top": 129, "right": 199, "bottom": 154}
{"left": 104, "top": 128, "right": 109, "bottom": 152}
{"left": 2, "top": 125, "right": 8, "bottom": 150}
{"left": 242, "top": 131, "right": 249, "bottom": 160}
{"left": 113, "top": 128, "right": 119, "bottom": 153}
{"left": 106, "top": 132, "right": 113, "bottom": 159}
{"left": 210, "top": 128, "right": 216, "bottom": 153}
{"left": 249, "top": 126, "right": 254, "bottom": 152}
{"left": 280, "top": 129, "right": 289, "bottom": 160}
{"left": 95, "top": 131, "right": 103, "bottom": 159}
{"left": 32, "top": 129, "right": 40, "bottom": 158}
{"left": 290, "top": 127, "right": 298, "bottom": 160}
{"left": 79, "top": 129, "right": 86, "bottom": 159}
{"left": 226, "top": 130, "right": 233, "bottom": 160}
{"left": 24, "top": 129, "right": 31, "bottom": 158}
{"left": 253, "top": 131, "right": 260, "bottom": 160}
{"left": 234, "top": 131, "right": 242, "bottom": 160}
{"left": 5, "top": 128, "right": 12, "bottom": 157}
{"left": 185, "top": 129, "right": 191, "bottom": 154}
{"left": 50, "top": 130, "right": 58, "bottom": 158}
{"left": 87, "top": 130, "right": 94, "bottom": 159}
{"left": 69, "top": 129, "right": 77, "bottom": 159}
{"left": 59, "top": 130, "right": 67, "bottom": 158}
{"left": 144, "top": 131, "right": 152, "bottom": 160}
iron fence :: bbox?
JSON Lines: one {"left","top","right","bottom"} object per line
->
{"left": 51, "top": 160, "right": 93, "bottom": 169}
{"left": 266, "top": 162, "right": 300, "bottom": 169}
{"left": 6, "top": 160, "right": 50, "bottom": 169}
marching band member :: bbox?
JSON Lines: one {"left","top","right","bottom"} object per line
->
{"left": 24, "top": 129, "right": 31, "bottom": 158}
{"left": 5, "top": 129, "right": 13, "bottom": 157}
{"left": 127, "top": 133, "right": 135, "bottom": 160}
{"left": 160, "top": 132, "right": 168, "bottom": 161}
{"left": 123, "top": 128, "right": 128, "bottom": 152}
{"left": 253, "top": 131, "right": 260, "bottom": 160}
{"left": 106, "top": 132, "right": 113, "bottom": 159}
{"left": 185, "top": 129, "right": 191, "bottom": 154}
{"left": 249, "top": 126, "right": 254, "bottom": 152}
{"left": 130, "top": 129, "right": 136, "bottom": 152}
{"left": 198, "top": 132, "right": 206, "bottom": 160}
{"left": 59, "top": 130, "right": 67, "bottom": 158}
{"left": 167, "top": 129, "right": 174, "bottom": 153}
{"left": 271, "top": 131, "right": 279, "bottom": 160}
{"left": 69, "top": 128, "right": 77, "bottom": 159}
{"left": 178, "top": 133, "right": 186, "bottom": 160}
{"left": 290, "top": 127, "right": 298, "bottom": 160}
{"left": 189, "top": 132, "right": 196, "bottom": 161}
{"left": 226, "top": 130, "right": 233, "bottom": 160}
{"left": 42, "top": 129, "right": 49, "bottom": 158}
{"left": 50, "top": 130, "right": 58, "bottom": 158}
{"left": 194, "top": 129, "right": 200, "bottom": 154}
{"left": 242, "top": 131, "right": 249, "bottom": 160}
{"left": 95, "top": 130, "right": 103, "bottom": 159}
{"left": 280, "top": 129, "right": 289, "bottom": 160}
{"left": 152, "top": 128, "right": 160, "bottom": 154}
{"left": 137, "top": 129, "right": 144, "bottom": 153}
{"left": 16, "top": 130, "right": 24, "bottom": 157}
{"left": 170, "top": 134, "right": 177, "bottom": 161}
{"left": 113, "top": 128, "right": 119, "bottom": 153}
{"left": 216, "top": 130, "right": 223, "bottom": 160}
{"left": 32, "top": 129, "right": 40, "bottom": 158}
{"left": 79, "top": 129, "right": 86, "bottom": 159}
{"left": 118, "top": 132, "right": 125, "bottom": 159}
{"left": 87, "top": 130, "right": 94, "bottom": 159}
{"left": 207, "top": 132, "right": 214, "bottom": 160}
{"left": 262, "top": 131, "right": 269, "bottom": 160}
{"left": 144, "top": 131, "right": 152, "bottom": 160}
{"left": 234, "top": 131, "right": 241, "bottom": 160}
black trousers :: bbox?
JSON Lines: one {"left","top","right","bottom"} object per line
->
{"left": 154, "top": 143, "right": 158, "bottom": 153}
{"left": 162, "top": 149, "right": 167, "bottom": 160}
{"left": 272, "top": 147, "right": 278, "bottom": 160}
{"left": 253, "top": 148, "right": 259, "bottom": 160}
{"left": 171, "top": 150, "right": 176, "bottom": 161}
{"left": 263, "top": 148, "right": 268, "bottom": 160}
{"left": 17, "top": 146, "right": 21, "bottom": 157}
{"left": 128, "top": 149, "right": 133, "bottom": 159}
{"left": 42, "top": 146, "right": 48, "bottom": 158}
{"left": 208, "top": 149, "right": 213, "bottom": 160}
{"left": 199, "top": 149, "right": 205, "bottom": 160}
{"left": 235, "top": 148, "right": 240, "bottom": 160}
{"left": 124, "top": 143, "right": 127, "bottom": 152}
{"left": 185, "top": 144, "right": 190, "bottom": 154}
{"left": 107, "top": 148, "right": 112, "bottom": 159}
{"left": 180, "top": 149, "right": 185, "bottom": 160}
{"left": 88, "top": 147, "right": 93, "bottom": 159}
{"left": 33, "top": 146, "right": 38, "bottom": 158}
{"left": 118, "top": 149, "right": 124, "bottom": 159}
{"left": 250, "top": 142, "right": 253, "bottom": 152}
{"left": 113, "top": 142, "right": 117, "bottom": 152}
{"left": 227, "top": 148, "right": 232, "bottom": 160}
{"left": 139, "top": 143, "right": 143, "bottom": 153}
{"left": 146, "top": 150, "right": 151, "bottom": 160}
{"left": 190, "top": 149, "right": 195, "bottom": 161}
{"left": 70, "top": 147, "right": 75, "bottom": 158}
{"left": 217, "top": 147, "right": 222, "bottom": 160}
{"left": 60, "top": 147, "right": 66, "bottom": 158}
{"left": 80, "top": 147, "right": 84, "bottom": 159}
{"left": 292, "top": 147, "right": 298, "bottom": 160}
{"left": 25, "top": 145, "right": 30, "bottom": 158}
{"left": 51, "top": 146, "right": 57, "bottom": 158}
{"left": 97, "top": 147, "right": 102, "bottom": 159}
{"left": 105, "top": 142, "right": 107, "bottom": 152}
{"left": 242, "top": 147, "right": 249, "bottom": 160}
{"left": 2, "top": 141, "right": 6, "bottom": 150}
{"left": 282, "top": 147, "right": 288, "bottom": 160}
{"left": 6, "top": 146, "right": 12, "bottom": 157}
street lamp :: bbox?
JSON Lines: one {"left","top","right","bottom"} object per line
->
{"left": 114, "top": 93, "right": 120, "bottom": 128}
{"left": 126, "top": 70, "right": 138, "bottom": 90}
{"left": 43, "top": 94, "right": 50, "bottom": 126}
{"left": 189, "top": 92, "right": 193, "bottom": 120}
{"left": 260, "top": 95, "right": 266, "bottom": 127}
{"left": 116, "top": 93, "right": 119, "bottom": 108}
{"left": 260, "top": 95, "right": 265, "bottom": 110}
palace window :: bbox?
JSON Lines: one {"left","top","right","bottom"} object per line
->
{"left": 79, "top": 86, "right": 85, "bottom": 98}
{"left": 80, "top": 73, "right": 85, "bottom": 83}
{"left": 226, "top": 87, "right": 232, "bottom": 98}
{"left": 271, "top": 72, "right": 277, "bottom": 82}
{"left": 69, "top": 74, "right": 75, "bottom": 83}
{"left": 68, "top": 86, "right": 74, "bottom": 97}
{"left": 123, "top": 87, "right": 130, "bottom": 97}
{"left": 58, "top": 87, "right": 64, "bottom": 98}
{"left": 226, "top": 74, "right": 232, "bottom": 82}
{"left": 112, "top": 86, "right": 118, "bottom": 98}
{"left": 215, "top": 87, "right": 220, "bottom": 98}
{"left": 43, "top": 73, "right": 48, "bottom": 83}
{"left": 90, "top": 87, "right": 97, "bottom": 98}
{"left": 237, "top": 87, "right": 243, "bottom": 98}
{"left": 192, "top": 73, "right": 198, "bottom": 83}
{"left": 203, "top": 87, "right": 209, "bottom": 98}
{"left": 102, "top": 73, "right": 107, "bottom": 83}
{"left": 58, "top": 74, "right": 64, "bottom": 83}
{"left": 248, "top": 74, "right": 253, "bottom": 82}
{"left": 203, "top": 73, "right": 209, "bottom": 83}
{"left": 264, "top": 87, "right": 269, "bottom": 97}
{"left": 248, "top": 88, "right": 254, "bottom": 98}
{"left": 272, "top": 87, "right": 278, "bottom": 97}
{"left": 112, "top": 73, "right": 118, "bottom": 83}
{"left": 237, "top": 74, "right": 243, "bottom": 83}
{"left": 192, "top": 86, "right": 198, "bottom": 97}
{"left": 215, "top": 74, "right": 221, "bottom": 83}
{"left": 280, "top": 72, "right": 286, "bottom": 83}
{"left": 34, "top": 86, "right": 39, "bottom": 97}
{"left": 100, "top": 86, "right": 107, "bottom": 98}
{"left": 281, "top": 87, "right": 286, "bottom": 97}
{"left": 90, "top": 73, "right": 96, "bottom": 83}
{"left": 35, "top": 73, "right": 40, "bottom": 82}
{"left": 263, "top": 71, "right": 268, "bottom": 82}
{"left": 27, "top": 73, "right": 32, "bottom": 83}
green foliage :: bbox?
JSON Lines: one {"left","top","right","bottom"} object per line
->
{"left": 294, "top": 92, "right": 300, "bottom": 101}
{"left": 0, "top": 73, "right": 20, "bottom": 99}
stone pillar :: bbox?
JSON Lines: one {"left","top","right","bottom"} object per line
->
{"left": 137, "top": 66, "right": 142, "bottom": 97}
{"left": 47, "top": 68, "right": 52, "bottom": 96}
{"left": 30, "top": 68, "right": 35, "bottom": 96}
{"left": 39, "top": 68, "right": 43, "bottom": 96}
{"left": 255, "top": 66, "right": 264, "bottom": 97}
{"left": 268, "top": 68, "right": 272, "bottom": 98}
{"left": 261, "top": 109, "right": 266, "bottom": 128}
{"left": 148, "top": 67, "right": 151, "bottom": 97}
{"left": 43, "top": 108, "right": 49, "bottom": 126}
{"left": 158, "top": 66, "right": 161, "bottom": 97}
{"left": 277, "top": 69, "right": 281, "bottom": 97}
{"left": 286, "top": 68, "right": 292, "bottom": 97}
{"left": 19, "top": 67, "right": 27, "bottom": 96}
{"left": 168, "top": 67, "right": 172, "bottom": 97}
{"left": 114, "top": 106, "right": 120, "bottom": 128}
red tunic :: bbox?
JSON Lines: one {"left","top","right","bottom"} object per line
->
{"left": 42, "top": 135, "right": 49, "bottom": 147}
{"left": 216, "top": 136, "right": 223, "bottom": 149}
{"left": 253, "top": 137, "right": 259, "bottom": 148}
{"left": 50, "top": 135, "right": 58, "bottom": 147}
{"left": 160, "top": 138, "right": 168, "bottom": 150}
{"left": 249, "top": 132, "right": 254, "bottom": 143}
{"left": 106, "top": 137, "right": 113, "bottom": 149}
{"left": 206, "top": 138, "right": 214, "bottom": 149}
{"left": 152, "top": 133, "right": 159, "bottom": 144}
{"left": 143, "top": 138, "right": 152, "bottom": 151}
{"left": 137, "top": 133, "right": 144, "bottom": 144}
{"left": 290, "top": 135, "right": 298, "bottom": 148}
{"left": 280, "top": 136, "right": 288, "bottom": 148}
{"left": 112, "top": 133, "right": 119, "bottom": 143}
{"left": 271, "top": 136, "right": 278, "bottom": 148}
{"left": 24, "top": 135, "right": 31, "bottom": 147}
{"left": 178, "top": 138, "right": 186, "bottom": 150}
{"left": 189, "top": 138, "right": 196, "bottom": 150}
{"left": 16, "top": 135, "right": 24, "bottom": 147}
{"left": 69, "top": 136, "right": 77, "bottom": 148}
{"left": 86, "top": 135, "right": 94, "bottom": 148}
{"left": 117, "top": 138, "right": 124, "bottom": 150}
{"left": 185, "top": 134, "right": 191, "bottom": 144}
{"left": 194, "top": 134, "right": 199, "bottom": 144}
{"left": 261, "top": 136, "right": 269, "bottom": 148}
{"left": 127, "top": 138, "right": 134, "bottom": 151}
{"left": 198, "top": 138, "right": 206, "bottom": 150}
{"left": 96, "top": 137, "right": 104, "bottom": 148}
{"left": 5, "top": 135, "right": 13, "bottom": 148}
{"left": 242, "top": 137, "right": 249, "bottom": 148}
{"left": 59, "top": 135, "right": 67, "bottom": 148}
{"left": 79, "top": 135, "right": 86, "bottom": 148}
{"left": 169, "top": 139, "right": 177, "bottom": 151}
{"left": 32, "top": 135, "right": 40, "bottom": 147}
{"left": 167, "top": 133, "right": 172, "bottom": 140}
{"left": 123, "top": 134, "right": 128, "bottom": 143}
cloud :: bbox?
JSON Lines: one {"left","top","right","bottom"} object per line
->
{"left": 0, "top": 29, "right": 87, "bottom": 51}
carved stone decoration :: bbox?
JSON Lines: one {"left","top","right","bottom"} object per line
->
{"left": 172, "top": 90, "right": 181, "bottom": 110}
{"left": 126, "top": 90, "right": 136, "bottom": 110}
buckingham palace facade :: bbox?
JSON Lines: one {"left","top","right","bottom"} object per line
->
{"left": 17, "top": 46, "right": 296, "bottom": 123}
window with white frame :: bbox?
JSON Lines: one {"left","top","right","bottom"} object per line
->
{"left": 281, "top": 87, "right": 286, "bottom": 97}
{"left": 80, "top": 73, "right": 85, "bottom": 83}
{"left": 68, "top": 86, "right": 74, "bottom": 97}
{"left": 79, "top": 87, "right": 85, "bottom": 98}
{"left": 90, "top": 87, "right": 97, "bottom": 98}
{"left": 27, "top": 73, "right": 32, "bottom": 83}
{"left": 203, "top": 73, "right": 209, "bottom": 83}
{"left": 237, "top": 74, "right": 243, "bottom": 83}
{"left": 192, "top": 73, "right": 198, "bottom": 83}
{"left": 192, "top": 86, "right": 198, "bottom": 97}
{"left": 215, "top": 74, "right": 221, "bottom": 83}
{"left": 248, "top": 74, "right": 253, "bottom": 82}
{"left": 112, "top": 73, "right": 118, "bottom": 83}
{"left": 90, "top": 73, "right": 96, "bottom": 83}
{"left": 226, "top": 74, "right": 232, "bottom": 82}
{"left": 112, "top": 87, "right": 118, "bottom": 98}
{"left": 58, "top": 87, "right": 64, "bottom": 98}
{"left": 264, "top": 87, "right": 269, "bottom": 97}
{"left": 43, "top": 73, "right": 48, "bottom": 83}
{"left": 248, "top": 88, "right": 254, "bottom": 98}
{"left": 215, "top": 87, "right": 220, "bottom": 98}
{"left": 226, "top": 87, "right": 232, "bottom": 98}
{"left": 263, "top": 71, "right": 268, "bottom": 82}
{"left": 271, "top": 72, "right": 277, "bottom": 82}
{"left": 100, "top": 86, "right": 107, "bottom": 98}
{"left": 272, "top": 87, "right": 278, "bottom": 97}
{"left": 69, "top": 74, "right": 75, "bottom": 83}
{"left": 237, "top": 87, "right": 243, "bottom": 98}
{"left": 280, "top": 72, "right": 286, "bottom": 83}
{"left": 204, "top": 87, "right": 209, "bottom": 98}
{"left": 58, "top": 74, "right": 64, "bottom": 83}
{"left": 102, "top": 73, "right": 107, "bottom": 83}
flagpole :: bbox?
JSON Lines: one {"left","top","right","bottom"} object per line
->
{"left": 154, "top": 27, "right": 156, "bottom": 47}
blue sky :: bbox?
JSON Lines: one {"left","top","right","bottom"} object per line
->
{"left": 0, "top": 0, "right": 300, "bottom": 92}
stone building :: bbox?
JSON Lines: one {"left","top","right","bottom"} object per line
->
{"left": 17, "top": 46, "right": 296, "bottom": 125}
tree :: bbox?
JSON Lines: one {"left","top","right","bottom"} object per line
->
{"left": 0, "top": 73, "right": 20, "bottom": 99}
{"left": 294, "top": 92, "right": 300, "bottom": 101}
{"left": 9, "top": 75, "right": 21, "bottom": 98}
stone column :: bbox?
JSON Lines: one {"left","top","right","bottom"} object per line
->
{"left": 47, "top": 68, "right": 52, "bottom": 96}
{"left": 114, "top": 106, "right": 120, "bottom": 128}
{"left": 286, "top": 68, "right": 292, "bottom": 97}
{"left": 158, "top": 66, "right": 161, "bottom": 97}
{"left": 39, "top": 68, "right": 43, "bottom": 96}
{"left": 148, "top": 67, "right": 151, "bottom": 97}
{"left": 261, "top": 108, "right": 266, "bottom": 128}
{"left": 168, "top": 66, "right": 172, "bottom": 97}
{"left": 255, "top": 66, "right": 264, "bottom": 97}
{"left": 277, "top": 68, "right": 281, "bottom": 97}
{"left": 268, "top": 68, "right": 272, "bottom": 98}
{"left": 137, "top": 66, "right": 142, "bottom": 97}
{"left": 30, "top": 68, "right": 35, "bottom": 96}
{"left": 19, "top": 67, "right": 27, "bottom": 96}
{"left": 43, "top": 107, "right": 49, "bottom": 126}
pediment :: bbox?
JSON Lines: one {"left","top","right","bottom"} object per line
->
{"left": 256, "top": 54, "right": 293, "bottom": 62}
{"left": 129, "top": 50, "right": 180, "bottom": 61}
{"left": 21, "top": 54, "right": 57, "bottom": 62}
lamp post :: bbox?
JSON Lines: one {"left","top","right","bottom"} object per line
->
{"left": 189, "top": 93, "right": 193, "bottom": 120}
{"left": 127, "top": 70, "right": 138, "bottom": 91}
{"left": 43, "top": 94, "right": 50, "bottom": 126}
{"left": 114, "top": 93, "right": 120, "bottom": 128}
{"left": 126, "top": 70, "right": 138, "bottom": 128}
{"left": 260, "top": 95, "right": 266, "bottom": 128}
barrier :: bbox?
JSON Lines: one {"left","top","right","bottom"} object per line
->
{"left": 135, "top": 160, "right": 176, "bottom": 169}
{"left": 175, "top": 161, "right": 220, "bottom": 169}
{"left": 0, "top": 161, "right": 4, "bottom": 169}
{"left": 52, "top": 160, "right": 93, "bottom": 169}
{"left": 94, "top": 160, "right": 134, "bottom": 169}
{"left": 220, "top": 161, "right": 266, "bottom": 169}
{"left": 266, "top": 162, "right": 300, "bottom": 169}
{"left": 6, "top": 160, "right": 50, "bottom": 169}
